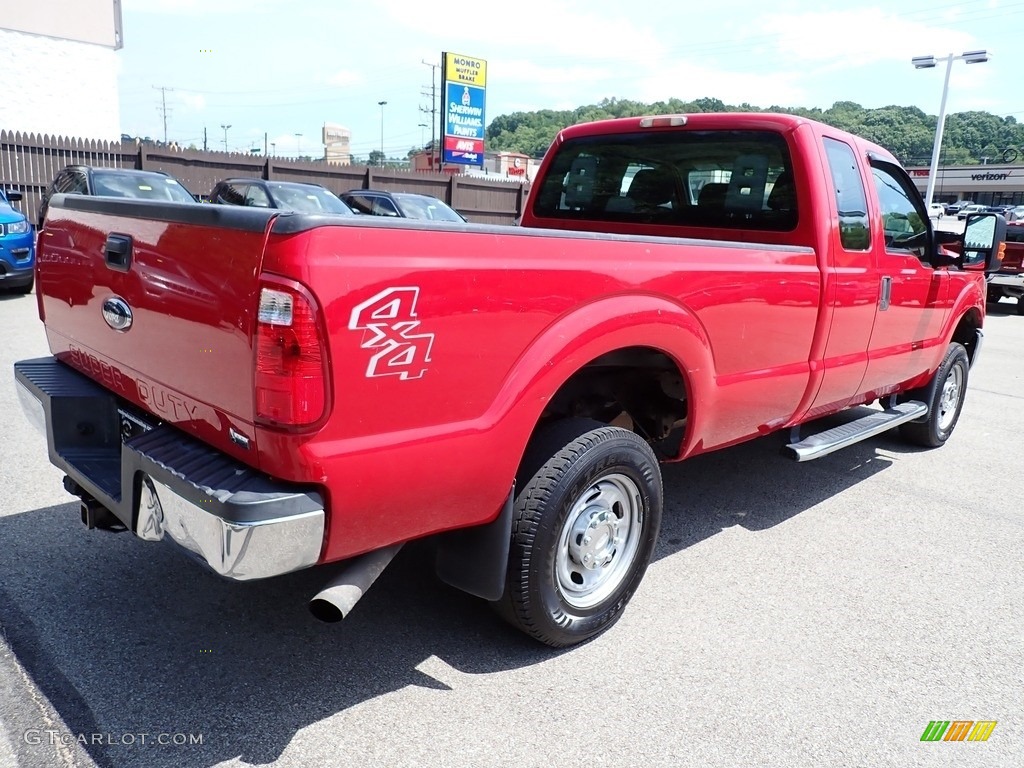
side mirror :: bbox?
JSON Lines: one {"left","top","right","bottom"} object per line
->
{"left": 4, "top": 189, "right": 23, "bottom": 203}
{"left": 962, "top": 213, "right": 1006, "bottom": 273}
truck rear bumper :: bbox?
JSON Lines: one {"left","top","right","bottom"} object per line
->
{"left": 989, "top": 272, "right": 1024, "bottom": 291}
{"left": 14, "top": 357, "right": 325, "bottom": 581}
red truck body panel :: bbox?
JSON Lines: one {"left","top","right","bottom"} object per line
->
{"left": 38, "top": 206, "right": 269, "bottom": 466}
{"left": 256, "top": 223, "right": 821, "bottom": 557}
{"left": 29, "top": 113, "right": 987, "bottom": 565}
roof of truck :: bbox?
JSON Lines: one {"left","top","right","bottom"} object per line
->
{"left": 556, "top": 112, "right": 899, "bottom": 167}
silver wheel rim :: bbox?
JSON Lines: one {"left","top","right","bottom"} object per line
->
{"left": 937, "top": 364, "right": 964, "bottom": 432}
{"left": 555, "top": 473, "right": 644, "bottom": 610}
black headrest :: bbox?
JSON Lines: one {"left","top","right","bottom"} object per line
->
{"left": 628, "top": 168, "right": 675, "bottom": 206}
{"left": 699, "top": 183, "right": 729, "bottom": 207}
{"left": 767, "top": 172, "right": 796, "bottom": 211}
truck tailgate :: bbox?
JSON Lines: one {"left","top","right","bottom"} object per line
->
{"left": 37, "top": 196, "right": 279, "bottom": 462}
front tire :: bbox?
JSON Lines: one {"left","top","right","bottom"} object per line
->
{"left": 497, "top": 419, "right": 663, "bottom": 647}
{"left": 899, "top": 342, "right": 969, "bottom": 447}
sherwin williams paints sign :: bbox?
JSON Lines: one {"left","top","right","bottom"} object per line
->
{"left": 442, "top": 52, "right": 487, "bottom": 165}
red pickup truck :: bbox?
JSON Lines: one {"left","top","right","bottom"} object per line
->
{"left": 986, "top": 220, "right": 1024, "bottom": 312}
{"left": 14, "top": 113, "right": 1005, "bottom": 647}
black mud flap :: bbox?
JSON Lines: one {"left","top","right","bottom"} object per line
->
{"left": 434, "top": 486, "right": 514, "bottom": 601}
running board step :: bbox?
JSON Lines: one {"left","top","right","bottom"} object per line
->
{"left": 783, "top": 401, "right": 928, "bottom": 462}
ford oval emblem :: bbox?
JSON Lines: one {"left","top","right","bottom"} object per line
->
{"left": 102, "top": 296, "right": 133, "bottom": 332}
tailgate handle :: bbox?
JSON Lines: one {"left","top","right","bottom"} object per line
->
{"left": 105, "top": 234, "right": 133, "bottom": 271}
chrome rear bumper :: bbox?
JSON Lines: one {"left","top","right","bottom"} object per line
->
{"left": 14, "top": 357, "right": 325, "bottom": 580}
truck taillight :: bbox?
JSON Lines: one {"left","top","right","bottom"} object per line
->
{"left": 255, "top": 283, "right": 328, "bottom": 426}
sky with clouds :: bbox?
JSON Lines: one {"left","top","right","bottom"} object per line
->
{"left": 117, "top": 0, "right": 1024, "bottom": 159}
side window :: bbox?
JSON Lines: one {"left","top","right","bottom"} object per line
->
{"left": 244, "top": 185, "right": 271, "bottom": 208}
{"left": 871, "top": 163, "right": 928, "bottom": 259}
{"left": 69, "top": 172, "right": 88, "bottom": 194}
{"left": 823, "top": 138, "right": 870, "bottom": 250}
{"left": 344, "top": 194, "right": 374, "bottom": 215}
{"left": 54, "top": 170, "right": 86, "bottom": 194}
{"left": 372, "top": 197, "right": 400, "bottom": 216}
{"left": 216, "top": 182, "right": 247, "bottom": 206}
{"left": 50, "top": 172, "right": 67, "bottom": 193}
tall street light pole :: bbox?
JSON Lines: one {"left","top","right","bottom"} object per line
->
{"left": 418, "top": 123, "right": 427, "bottom": 148}
{"left": 220, "top": 124, "right": 231, "bottom": 152}
{"left": 912, "top": 50, "right": 990, "bottom": 208}
{"left": 378, "top": 100, "right": 387, "bottom": 167}
{"left": 295, "top": 133, "right": 303, "bottom": 159}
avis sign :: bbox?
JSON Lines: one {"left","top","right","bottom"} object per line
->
{"left": 442, "top": 52, "right": 487, "bottom": 166}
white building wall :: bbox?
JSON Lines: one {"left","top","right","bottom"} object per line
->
{"left": 0, "top": 28, "right": 121, "bottom": 140}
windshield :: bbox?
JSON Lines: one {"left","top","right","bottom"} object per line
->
{"left": 393, "top": 193, "right": 464, "bottom": 222}
{"left": 267, "top": 183, "right": 352, "bottom": 214}
{"left": 90, "top": 171, "right": 195, "bottom": 202}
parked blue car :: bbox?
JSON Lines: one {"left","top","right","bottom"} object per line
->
{"left": 0, "top": 188, "right": 35, "bottom": 294}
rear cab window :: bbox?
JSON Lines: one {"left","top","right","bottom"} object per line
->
{"left": 531, "top": 129, "right": 798, "bottom": 234}
{"left": 822, "top": 137, "right": 870, "bottom": 251}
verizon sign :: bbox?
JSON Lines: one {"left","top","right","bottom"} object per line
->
{"left": 906, "top": 165, "right": 1019, "bottom": 190}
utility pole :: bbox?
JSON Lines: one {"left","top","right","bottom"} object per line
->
{"left": 154, "top": 86, "right": 174, "bottom": 143}
{"left": 221, "top": 124, "right": 231, "bottom": 152}
{"left": 377, "top": 102, "right": 387, "bottom": 167}
{"left": 203, "top": 126, "right": 207, "bottom": 151}
{"left": 264, "top": 132, "right": 268, "bottom": 156}
{"left": 421, "top": 59, "right": 440, "bottom": 169}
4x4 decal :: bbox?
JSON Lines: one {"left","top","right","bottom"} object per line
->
{"left": 348, "top": 287, "right": 435, "bottom": 380}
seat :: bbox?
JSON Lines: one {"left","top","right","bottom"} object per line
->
{"left": 698, "top": 183, "right": 729, "bottom": 209}
{"left": 767, "top": 171, "right": 796, "bottom": 211}
{"left": 627, "top": 168, "right": 676, "bottom": 211}
{"left": 766, "top": 171, "right": 798, "bottom": 228}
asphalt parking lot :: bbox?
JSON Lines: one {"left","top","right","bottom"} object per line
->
{"left": 1, "top": 288, "right": 1021, "bottom": 768}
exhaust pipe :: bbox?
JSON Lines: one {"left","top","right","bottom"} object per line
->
{"left": 309, "top": 543, "right": 403, "bottom": 623}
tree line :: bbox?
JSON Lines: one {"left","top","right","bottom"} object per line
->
{"left": 485, "top": 97, "right": 1024, "bottom": 166}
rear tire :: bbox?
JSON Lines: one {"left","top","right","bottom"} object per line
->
{"left": 899, "top": 342, "right": 969, "bottom": 447}
{"left": 495, "top": 418, "right": 663, "bottom": 648}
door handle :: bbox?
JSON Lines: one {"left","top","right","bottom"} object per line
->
{"left": 880, "top": 276, "right": 892, "bottom": 311}
{"left": 105, "top": 234, "right": 133, "bottom": 271}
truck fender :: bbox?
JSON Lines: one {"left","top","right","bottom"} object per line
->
{"left": 942, "top": 280, "right": 985, "bottom": 365}
{"left": 485, "top": 294, "right": 719, "bottom": 462}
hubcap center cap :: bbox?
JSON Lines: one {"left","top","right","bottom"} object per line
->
{"left": 571, "top": 508, "right": 619, "bottom": 570}
{"left": 941, "top": 381, "right": 957, "bottom": 411}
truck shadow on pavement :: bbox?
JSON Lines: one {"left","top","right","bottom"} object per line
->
{"left": 0, "top": 423, "right": 906, "bottom": 768}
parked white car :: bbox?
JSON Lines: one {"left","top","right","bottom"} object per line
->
{"left": 927, "top": 203, "right": 945, "bottom": 219}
